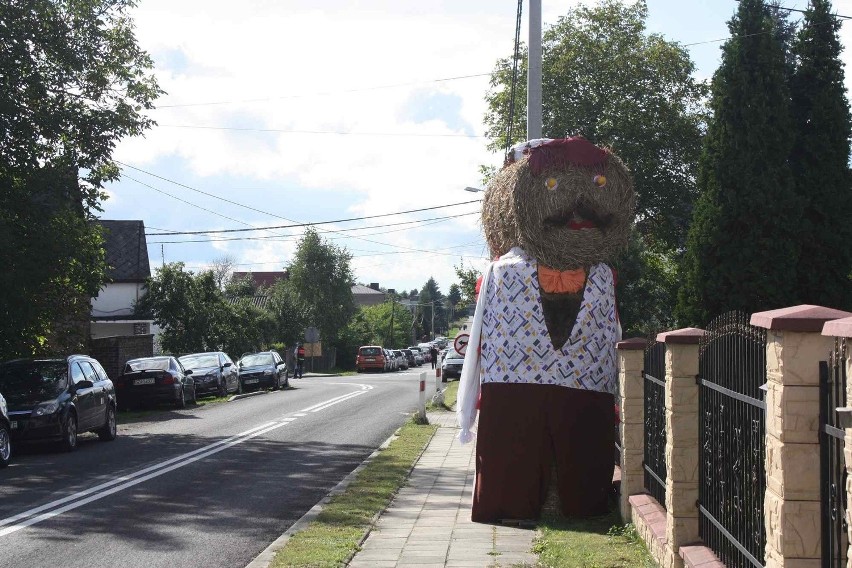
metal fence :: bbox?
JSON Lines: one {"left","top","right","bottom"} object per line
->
{"left": 698, "top": 311, "right": 767, "bottom": 568}
{"left": 643, "top": 339, "right": 667, "bottom": 507}
{"left": 820, "top": 338, "right": 848, "bottom": 568}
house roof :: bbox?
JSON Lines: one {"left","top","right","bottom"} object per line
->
{"left": 232, "top": 271, "right": 287, "bottom": 288}
{"left": 351, "top": 284, "right": 385, "bottom": 296}
{"left": 227, "top": 295, "right": 271, "bottom": 310}
{"left": 96, "top": 220, "right": 150, "bottom": 283}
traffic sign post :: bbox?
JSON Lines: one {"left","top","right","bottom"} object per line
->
{"left": 418, "top": 372, "right": 427, "bottom": 422}
{"left": 454, "top": 333, "right": 470, "bottom": 356}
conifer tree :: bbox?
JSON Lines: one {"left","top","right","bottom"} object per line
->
{"left": 790, "top": 0, "right": 852, "bottom": 310}
{"left": 677, "top": 0, "right": 801, "bottom": 324}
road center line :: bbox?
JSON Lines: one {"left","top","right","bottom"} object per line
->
{"left": 1, "top": 384, "right": 374, "bottom": 536}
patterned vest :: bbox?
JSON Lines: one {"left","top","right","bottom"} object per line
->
{"left": 480, "top": 249, "right": 618, "bottom": 394}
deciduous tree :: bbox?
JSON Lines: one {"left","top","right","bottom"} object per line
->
{"left": 0, "top": 0, "right": 160, "bottom": 358}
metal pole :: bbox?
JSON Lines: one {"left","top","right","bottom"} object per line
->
{"left": 431, "top": 300, "right": 434, "bottom": 340}
{"left": 528, "top": 0, "right": 543, "bottom": 140}
{"left": 418, "top": 372, "right": 426, "bottom": 422}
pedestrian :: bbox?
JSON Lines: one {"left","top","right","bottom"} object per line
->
{"left": 430, "top": 345, "right": 439, "bottom": 369}
{"left": 294, "top": 343, "right": 306, "bottom": 379}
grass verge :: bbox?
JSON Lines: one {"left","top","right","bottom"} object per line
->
{"left": 270, "top": 419, "right": 438, "bottom": 568}
{"left": 426, "top": 379, "right": 459, "bottom": 412}
{"left": 533, "top": 508, "right": 655, "bottom": 567}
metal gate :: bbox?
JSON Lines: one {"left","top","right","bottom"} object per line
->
{"left": 644, "top": 339, "right": 667, "bottom": 507}
{"left": 820, "top": 338, "right": 848, "bottom": 568}
{"left": 698, "top": 311, "right": 767, "bottom": 568}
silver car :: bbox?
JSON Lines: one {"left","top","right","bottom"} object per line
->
{"left": 0, "top": 392, "right": 10, "bottom": 467}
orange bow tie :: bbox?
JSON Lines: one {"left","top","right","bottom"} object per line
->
{"left": 538, "top": 265, "right": 586, "bottom": 294}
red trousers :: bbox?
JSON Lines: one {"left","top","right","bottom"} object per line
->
{"left": 472, "top": 383, "right": 615, "bottom": 522}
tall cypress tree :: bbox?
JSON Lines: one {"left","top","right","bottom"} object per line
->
{"left": 676, "top": 0, "right": 801, "bottom": 325}
{"left": 790, "top": 0, "right": 852, "bottom": 310}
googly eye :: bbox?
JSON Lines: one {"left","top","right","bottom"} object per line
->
{"left": 593, "top": 174, "right": 607, "bottom": 188}
{"left": 545, "top": 177, "right": 558, "bottom": 191}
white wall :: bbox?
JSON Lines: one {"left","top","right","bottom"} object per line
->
{"left": 91, "top": 282, "right": 144, "bottom": 317}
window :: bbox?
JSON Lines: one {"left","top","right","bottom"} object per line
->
{"left": 71, "top": 363, "right": 87, "bottom": 384}
{"left": 79, "top": 361, "right": 99, "bottom": 383}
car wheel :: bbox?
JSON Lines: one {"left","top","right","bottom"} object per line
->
{"left": 217, "top": 379, "right": 227, "bottom": 398}
{"left": 176, "top": 387, "right": 186, "bottom": 409}
{"left": 274, "top": 376, "right": 280, "bottom": 391}
{"left": 0, "top": 421, "right": 11, "bottom": 467}
{"left": 190, "top": 385, "right": 197, "bottom": 404}
{"left": 60, "top": 413, "right": 78, "bottom": 452}
{"left": 98, "top": 404, "right": 117, "bottom": 441}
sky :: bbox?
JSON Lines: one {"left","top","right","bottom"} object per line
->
{"left": 103, "top": 0, "right": 852, "bottom": 296}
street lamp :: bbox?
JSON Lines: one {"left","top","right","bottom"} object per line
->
{"left": 464, "top": 186, "right": 484, "bottom": 193}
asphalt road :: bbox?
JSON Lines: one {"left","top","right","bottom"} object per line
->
{"left": 0, "top": 368, "right": 442, "bottom": 568}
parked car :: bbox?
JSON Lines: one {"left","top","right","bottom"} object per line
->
{"left": 356, "top": 346, "right": 386, "bottom": 373}
{"left": 408, "top": 347, "right": 424, "bottom": 366}
{"left": 179, "top": 352, "right": 239, "bottom": 398}
{"left": 386, "top": 349, "right": 400, "bottom": 371}
{"left": 393, "top": 350, "right": 408, "bottom": 371}
{"left": 238, "top": 351, "right": 287, "bottom": 392}
{"left": 441, "top": 348, "right": 465, "bottom": 380}
{"left": 417, "top": 343, "right": 433, "bottom": 363}
{"left": 116, "top": 356, "right": 196, "bottom": 410}
{"left": 0, "top": 356, "right": 117, "bottom": 452}
{"left": 401, "top": 349, "right": 416, "bottom": 368}
{"left": 0, "top": 392, "right": 10, "bottom": 467}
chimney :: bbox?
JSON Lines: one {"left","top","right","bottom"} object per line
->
{"left": 369, "top": 283, "right": 380, "bottom": 291}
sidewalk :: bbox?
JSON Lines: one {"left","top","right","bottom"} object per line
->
{"left": 348, "top": 412, "right": 538, "bottom": 568}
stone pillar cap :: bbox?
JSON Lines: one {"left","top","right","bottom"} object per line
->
{"left": 656, "top": 327, "right": 705, "bottom": 344}
{"left": 750, "top": 304, "right": 852, "bottom": 332}
{"left": 822, "top": 316, "right": 852, "bottom": 338}
{"left": 616, "top": 337, "right": 648, "bottom": 350}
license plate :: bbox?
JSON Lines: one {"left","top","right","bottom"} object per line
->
{"left": 135, "top": 378, "right": 155, "bottom": 385}
{"left": 244, "top": 378, "right": 259, "bottom": 384}
{"left": 10, "top": 421, "right": 17, "bottom": 429}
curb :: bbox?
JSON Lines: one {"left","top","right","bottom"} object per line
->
{"left": 229, "top": 391, "right": 269, "bottom": 402}
{"left": 245, "top": 418, "right": 439, "bottom": 568}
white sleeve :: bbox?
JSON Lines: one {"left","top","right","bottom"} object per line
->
{"left": 456, "top": 264, "right": 492, "bottom": 444}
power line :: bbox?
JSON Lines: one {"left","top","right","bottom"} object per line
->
{"left": 153, "top": 72, "right": 493, "bottom": 109}
{"left": 157, "top": 125, "right": 485, "bottom": 138}
{"left": 146, "top": 212, "right": 480, "bottom": 244}
{"left": 117, "top": 161, "right": 480, "bottom": 235}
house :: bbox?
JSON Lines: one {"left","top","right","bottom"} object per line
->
{"left": 352, "top": 283, "right": 386, "bottom": 306}
{"left": 232, "top": 271, "right": 387, "bottom": 307}
{"left": 90, "top": 220, "right": 155, "bottom": 340}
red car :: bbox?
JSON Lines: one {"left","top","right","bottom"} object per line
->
{"left": 356, "top": 346, "right": 386, "bottom": 373}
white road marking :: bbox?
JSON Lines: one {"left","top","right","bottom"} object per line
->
{"left": 1, "top": 384, "right": 375, "bottom": 537}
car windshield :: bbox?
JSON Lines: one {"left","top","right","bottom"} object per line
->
{"left": 446, "top": 350, "right": 464, "bottom": 360}
{"left": 0, "top": 361, "right": 68, "bottom": 403}
{"left": 125, "top": 358, "right": 170, "bottom": 372}
{"left": 359, "top": 347, "right": 382, "bottom": 356}
{"left": 179, "top": 354, "right": 219, "bottom": 370}
{"left": 241, "top": 354, "right": 273, "bottom": 367}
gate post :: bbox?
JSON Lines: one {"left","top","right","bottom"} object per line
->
{"left": 617, "top": 337, "right": 648, "bottom": 523}
{"left": 658, "top": 328, "right": 705, "bottom": 568}
{"left": 821, "top": 317, "right": 852, "bottom": 568}
{"left": 752, "top": 306, "right": 852, "bottom": 567}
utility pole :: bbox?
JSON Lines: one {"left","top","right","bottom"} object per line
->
{"left": 528, "top": 0, "right": 543, "bottom": 139}
{"left": 431, "top": 300, "right": 435, "bottom": 340}
{"left": 388, "top": 300, "right": 395, "bottom": 347}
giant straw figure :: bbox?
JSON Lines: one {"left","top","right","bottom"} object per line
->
{"left": 457, "top": 137, "right": 635, "bottom": 522}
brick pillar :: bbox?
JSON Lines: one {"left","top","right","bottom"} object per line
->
{"left": 821, "top": 316, "right": 852, "bottom": 568}
{"left": 752, "top": 305, "right": 852, "bottom": 567}
{"left": 658, "top": 328, "right": 705, "bottom": 568}
{"left": 617, "top": 337, "right": 648, "bottom": 523}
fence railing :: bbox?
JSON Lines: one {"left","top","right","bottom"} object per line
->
{"left": 643, "top": 339, "right": 666, "bottom": 508}
{"left": 698, "top": 311, "right": 767, "bottom": 568}
{"left": 820, "top": 338, "right": 848, "bottom": 568}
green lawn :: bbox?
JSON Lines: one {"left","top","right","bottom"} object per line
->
{"left": 117, "top": 394, "right": 230, "bottom": 424}
{"left": 533, "top": 503, "right": 656, "bottom": 567}
{"left": 271, "top": 420, "right": 438, "bottom": 568}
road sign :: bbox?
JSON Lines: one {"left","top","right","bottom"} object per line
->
{"left": 304, "top": 342, "right": 322, "bottom": 357}
{"left": 454, "top": 333, "right": 470, "bottom": 355}
{"left": 304, "top": 327, "right": 320, "bottom": 343}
